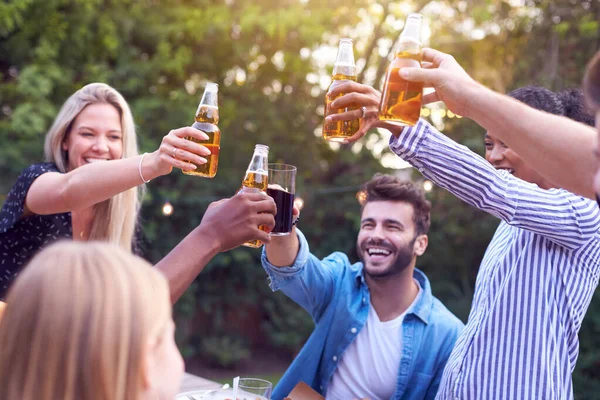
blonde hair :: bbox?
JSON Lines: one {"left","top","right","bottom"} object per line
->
{"left": 44, "top": 83, "right": 141, "bottom": 251}
{"left": 0, "top": 241, "right": 171, "bottom": 400}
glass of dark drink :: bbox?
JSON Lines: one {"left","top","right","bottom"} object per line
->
{"left": 267, "top": 163, "right": 297, "bottom": 236}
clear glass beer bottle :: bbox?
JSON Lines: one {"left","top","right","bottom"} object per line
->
{"left": 183, "top": 82, "right": 220, "bottom": 178}
{"left": 239, "top": 144, "right": 269, "bottom": 248}
{"left": 379, "top": 13, "right": 424, "bottom": 126}
{"left": 322, "top": 38, "right": 360, "bottom": 142}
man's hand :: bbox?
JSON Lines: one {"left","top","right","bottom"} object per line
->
{"left": 399, "top": 48, "right": 480, "bottom": 118}
{"left": 200, "top": 192, "right": 276, "bottom": 252}
{"left": 324, "top": 82, "right": 404, "bottom": 143}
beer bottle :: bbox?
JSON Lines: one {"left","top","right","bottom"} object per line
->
{"left": 322, "top": 38, "right": 360, "bottom": 142}
{"left": 183, "top": 82, "right": 220, "bottom": 178}
{"left": 379, "top": 13, "right": 424, "bottom": 126}
{"left": 239, "top": 144, "right": 269, "bottom": 248}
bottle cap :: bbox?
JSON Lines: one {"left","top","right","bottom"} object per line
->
{"left": 205, "top": 82, "right": 219, "bottom": 92}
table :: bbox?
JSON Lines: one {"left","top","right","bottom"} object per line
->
{"left": 180, "top": 372, "right": 221, "bottom": 393}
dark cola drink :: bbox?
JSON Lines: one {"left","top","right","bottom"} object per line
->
{"left": 267, "top": 186, "right": 295, "bottom": 235}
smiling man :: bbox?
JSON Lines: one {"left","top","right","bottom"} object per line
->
{"left": 261, "top": 174, "right": 463, "bottom": 400}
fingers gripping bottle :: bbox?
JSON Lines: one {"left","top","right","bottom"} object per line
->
{"left": 379, "top": 13, "right": 424, "bottom": 126}
{"left": 183, "top": 82, "right": 220, "bottom": 178}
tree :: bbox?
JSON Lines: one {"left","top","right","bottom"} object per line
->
{"left": 2, "top": 1, "right": 599, "bottom": 392}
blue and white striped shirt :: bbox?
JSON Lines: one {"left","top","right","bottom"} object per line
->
{"left": 389, "top": 120, "right": 600, "bottom": 400}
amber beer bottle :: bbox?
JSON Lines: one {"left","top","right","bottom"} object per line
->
{"left": 379, "top": 13, "right": 424, "bottom": 126}
{"left": 239, "top": 144, "right": 269, "bottom": 248}
{"left": 322, "top": 38, "right": 360, "bottom": 142}
{"left": 183, "top": 82, "right": 220, "bottom": 178}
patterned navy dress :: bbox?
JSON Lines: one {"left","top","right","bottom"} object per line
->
{"left": 0, "top": 163, "right": 72, "bottom": 299}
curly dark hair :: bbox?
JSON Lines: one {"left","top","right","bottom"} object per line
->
{"left": 584, "top": 52, "right": 600, "bottom": 112}
{"left": 362, "top": 174, "right": 431, "bottom": 235}
{"left": 507, "top": 85, "right": 595, "bottom": 127}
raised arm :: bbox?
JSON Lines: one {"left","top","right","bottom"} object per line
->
{"left": 24, "top": 127, "right": 210, "bottom": 215}
{"left": 389, "top": 119, "right": 600, "bottom": 249}
{"left": 265, "top": 223, "right": 300, "bottom": 267}
{"left": 398, "top": 48, "right": 598, "bottom": 200}
{"left": 262, "top": 228, "right": 346, "bottom": 321}
{"left": 157, "top": 192, "right": 276, "bottom": 304}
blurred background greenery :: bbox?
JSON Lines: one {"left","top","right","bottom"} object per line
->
{"left": 1, "top": 0, "right": 599, "bottom": 396}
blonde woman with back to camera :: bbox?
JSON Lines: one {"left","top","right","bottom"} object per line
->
{"left": 0, "top": 241, "right": 184, "bottom": 400}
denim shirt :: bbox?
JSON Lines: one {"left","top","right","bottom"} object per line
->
{"left": 261, "top": 229, "right": 464, "bottom": 400}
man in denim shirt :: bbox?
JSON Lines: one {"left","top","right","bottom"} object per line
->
{"left": 262, "top": 174, "right": 463, "bottom": 400}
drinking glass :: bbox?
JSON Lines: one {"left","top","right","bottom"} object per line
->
{"left": 267, "top": 164, "right": 297, "bottom": 236}
{"left": 237, "top": 378, "right": 272, "bottom": 400}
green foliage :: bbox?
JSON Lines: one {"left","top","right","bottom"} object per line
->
{"left": 262, "top": 292, "right": 314, "bottom": 356}
{"left": 200, "top": 335, "right": 252, "bottom": 368}
{"left": 2, "top": 0, "right": 600, "bottom": 394}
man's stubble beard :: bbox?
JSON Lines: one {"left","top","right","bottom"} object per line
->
{"left": 358, "top": 235, "right": 417, "bottom": 279}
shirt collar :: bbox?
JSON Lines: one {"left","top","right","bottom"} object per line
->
{"left": 409, "top": 268, "right": 434, "bottom": 324}
{"left": 356, "top": 267, "right": 434, "bottom": 324}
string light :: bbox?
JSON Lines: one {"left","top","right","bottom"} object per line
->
{"left": 162, "top": 201, "right": 174, "bottom": 216}
{"left": 294, "top": 196, "right": 305, "bottom": 211}
{"left": 356, "top": 190, "right": 367, "bottom": 206}
{"left": 423, "top": 180, "right": 433, "bottom": 192}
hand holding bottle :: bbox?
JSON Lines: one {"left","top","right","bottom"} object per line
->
{"left": 200, "top": 192, "right": 276, "bottom": 252}
{"left": 324, "top": 82, "right": 404, "bottom": 143}
{"left": 398, "top": 47, "right": 479, "bottom": 118}
{"left": 146, "top": 126, "right": 212, "bottom": 177}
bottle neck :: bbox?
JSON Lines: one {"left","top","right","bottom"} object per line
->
{"left": 199, "top": 88, "right": 218, "bottom": 109}
{"left": 242, "top": 161, "right": 268, "bottom": 191}
{"left": 194, "top": 104, "right": 219, "bottom": 124}
{"left": 333, "top": 40, "right": 356, "bottom": 79}
{"left": 399, "top": 15, "right": 422, "bottom": 49}
{"left": 332, "top": 63, "right": 357, "bottom": 79}
{"left": 245, "top": 152, "right": 268, "bottom": 175}
{"left": 396, "top": 39, "right": 421, "bottom": 56}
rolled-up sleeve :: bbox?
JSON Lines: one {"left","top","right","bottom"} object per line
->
{"left": 261, "top": 229, "right": 311, "bottom": 291}
{"left": 261, "top": 229, "right": 343, "bottom": 321}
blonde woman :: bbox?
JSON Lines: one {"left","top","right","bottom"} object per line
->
{"left": 0, "top": 82, "right": 277, "bottom": 302}
{"left": 0, "top": 241, "right": 185, "bottom": 400}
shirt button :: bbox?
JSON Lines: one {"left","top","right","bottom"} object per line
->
{"left": 320, "top": 385, "right": 323, "bottom": 390}
{"left": 362, "top": 297, "right": 366, "bottom": 304}
{"left": 351, "top": 328, "right": 357, "bottom": 334}
{"left": 333, "top": 356, "right": 337, "bottom": 362}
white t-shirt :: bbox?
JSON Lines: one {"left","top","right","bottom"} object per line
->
{"left": 326, "top": 281, "right": 422, "bottom": 400}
